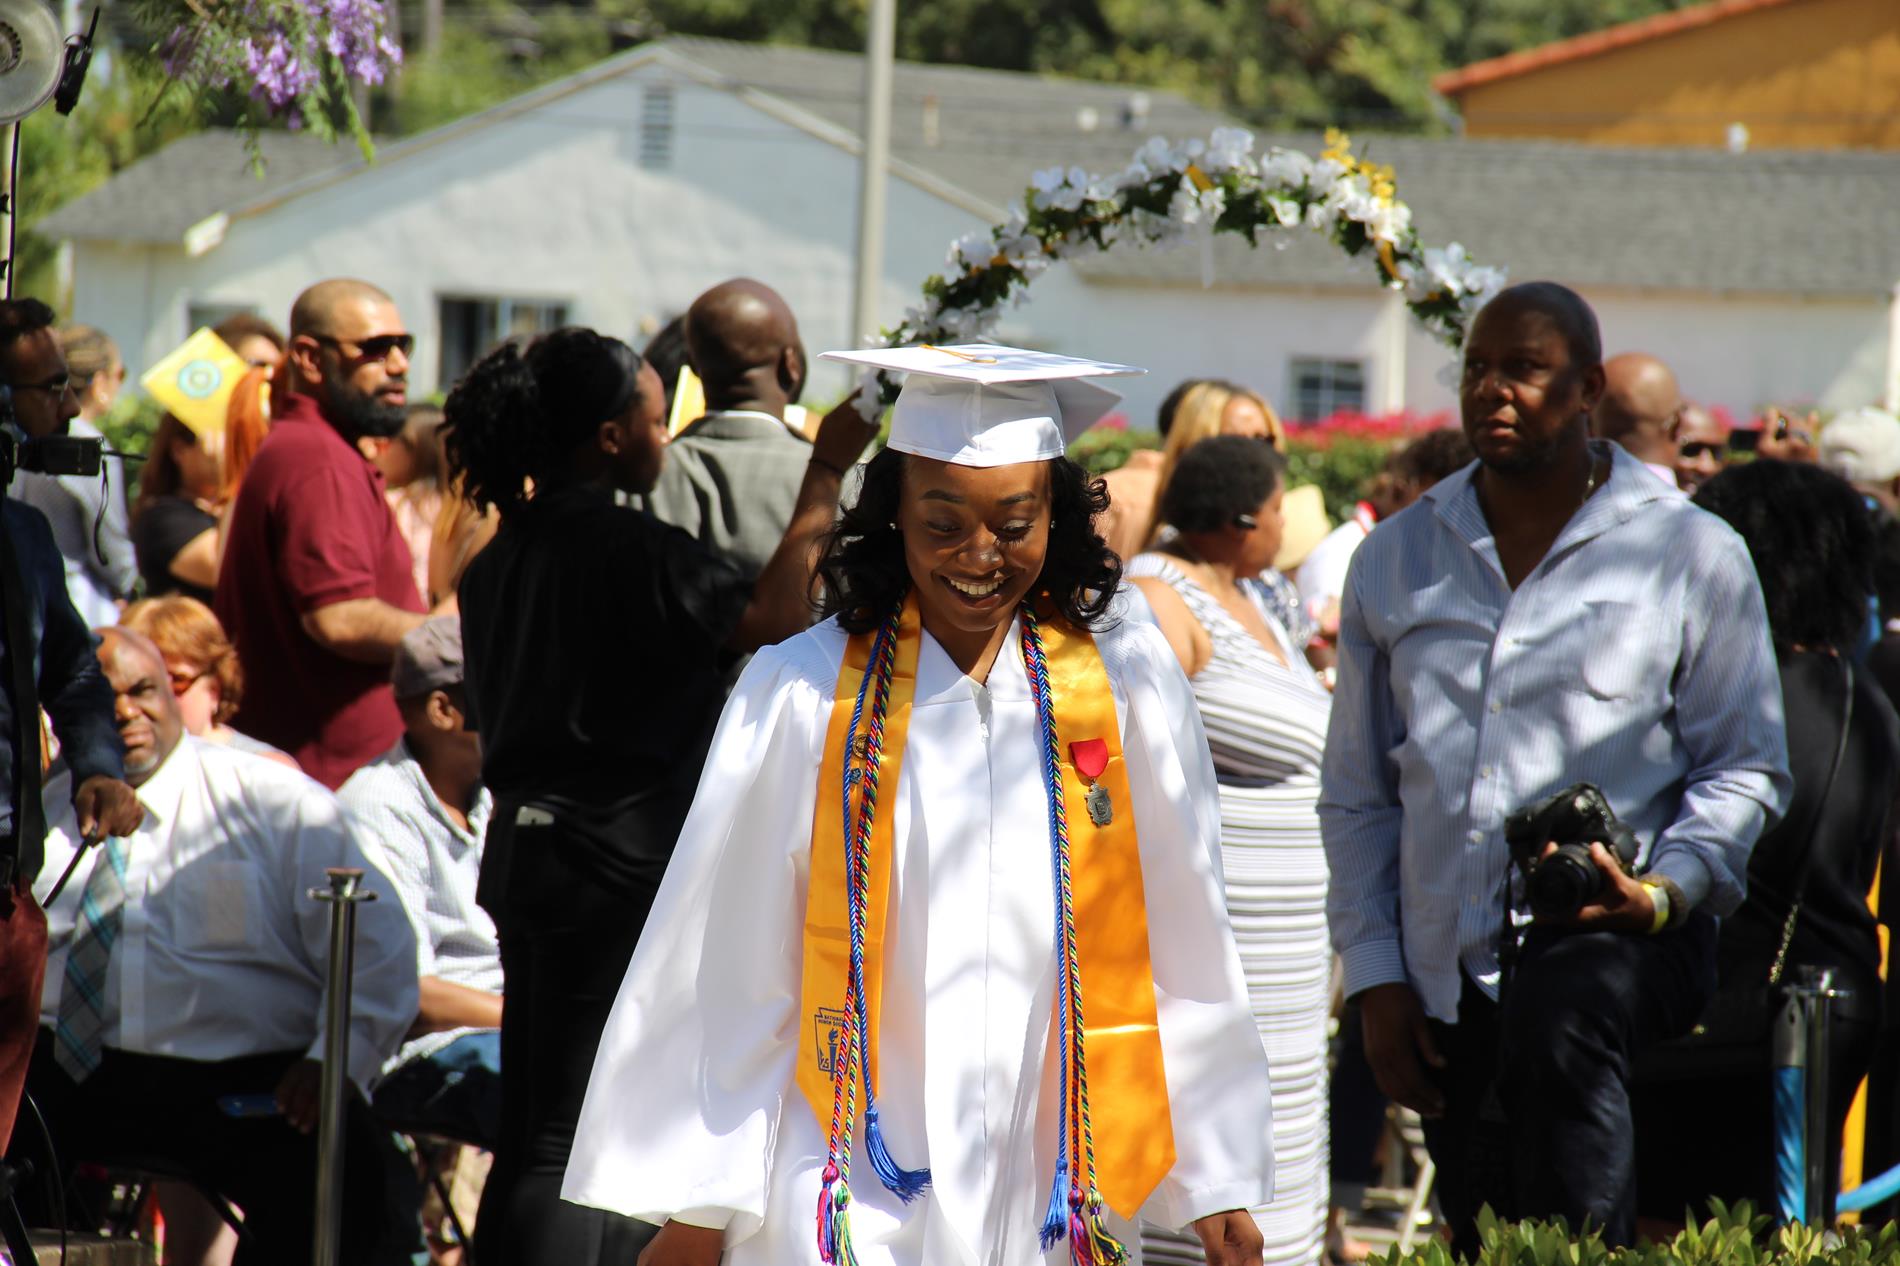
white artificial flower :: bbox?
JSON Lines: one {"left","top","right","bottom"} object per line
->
{"left": 1116, "top": 158, "right": 1154, "bottom": 191}
{"left": 1266, "top": 194, "right": 1302, "bottom": 227}
{"left": 1258, "top": 148, "right": 1314, "bottom": 189}
{"left": 1204, "top": 127, "right": 1256, "bottom": 174}
{"left": 1167, "top": 180, "right": 1226, "bottom": 228}
{"left": 1136, "top": 135, "right": 1182, "bottom": 174}
{"left": 1366, "top": 199, "right": 1413, "bottom": 245}
{"left": 1313, "top": 156, "right": 1348, "bottom": 188}
{"left": 951, "top": 231, "right": 995, "bottom": 271}
{"left": 1030, "top": 166, "right": 1087, "bottom": 213}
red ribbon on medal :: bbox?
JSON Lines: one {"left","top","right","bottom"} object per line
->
{"left": 1070, "top": 738, "right": 1109, "bottom": 781}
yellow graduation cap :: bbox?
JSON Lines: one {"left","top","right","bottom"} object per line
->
{"left": 667, "top": 364, "right": 706, "bottom": 437}
{"left": 140, "top": 328, "right": 249, "bottom": 439}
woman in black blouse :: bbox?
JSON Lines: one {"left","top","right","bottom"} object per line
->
{"left": 1639, "top": 459, "right": 1896, "bottom": 1220}
{"left": 441, "top": 327, "right": 872, "bottom": 1266}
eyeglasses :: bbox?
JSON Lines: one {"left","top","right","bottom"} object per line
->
{"left": 313, "top": 333, "right": 415, "bottom": 363}
{"left": 11, "top": 375, "right": 73, "bottom": 396}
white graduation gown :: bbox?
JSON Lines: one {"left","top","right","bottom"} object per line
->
{"left": 563, "top": 608, "right": 1274, "bottom": 1266}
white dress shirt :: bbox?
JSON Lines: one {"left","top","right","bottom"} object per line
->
{"left": 1318, "top": 443, "right": 1791, "bottom": 1023}
{"left": 339, "top": 738, "right": 497, "bottom": 1069}
{"left": 35, "top": 736, "right": 419, "bottom": 1090}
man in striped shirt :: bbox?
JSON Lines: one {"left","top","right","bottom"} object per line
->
{"left": 1319, "top": 282, "right": 1790, "bottom": 1250}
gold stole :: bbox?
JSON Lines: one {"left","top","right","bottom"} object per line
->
{"left": 795, "top": 596, "right": 1175, "bottom": 1217}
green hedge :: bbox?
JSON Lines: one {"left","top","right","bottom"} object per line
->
{"left": 1389, "top": 1204, "right": 1894, "bottom": 1266}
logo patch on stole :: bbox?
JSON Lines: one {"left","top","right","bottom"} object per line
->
{"left": 814, "top": 1007, "right": 849, "bottom": 1075}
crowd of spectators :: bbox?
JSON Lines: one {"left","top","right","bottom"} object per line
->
{"left": 1, "top": 269, "right": 1897, "bottom": 1266}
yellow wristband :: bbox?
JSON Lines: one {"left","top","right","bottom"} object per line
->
{"left": 1643, "top": 883, "right": 1671, "bottom": 934}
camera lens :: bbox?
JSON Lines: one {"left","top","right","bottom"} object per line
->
{"left": 1528, "top": 846, "right": 1602, "bottom": 918}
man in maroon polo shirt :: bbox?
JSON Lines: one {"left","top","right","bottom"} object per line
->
{"left": 215, "top": 280, "right": 429, "bottom": 788}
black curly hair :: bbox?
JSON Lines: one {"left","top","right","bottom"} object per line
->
{"left": 815, "top": 447, "right": 1122, "bottom": 634}
{"left": 1693, "top": 459, "right": 1876, "bottom": 655}
{"left": 1160, "top": 434, "right": 1286, "bottom": 533}
{"left": 440, "top": 326, "right": 645, "bottom": 515}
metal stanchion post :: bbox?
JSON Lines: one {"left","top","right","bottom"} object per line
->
{"left": 1795, "top": 966, "right": 1846, "bottom": 1229}
{"left": 311, "top": 867, "right": 377, "bottom": 1266}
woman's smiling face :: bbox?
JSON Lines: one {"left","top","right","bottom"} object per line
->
{"left": 897, "top": 455, "right": 1053, "bottom": 643}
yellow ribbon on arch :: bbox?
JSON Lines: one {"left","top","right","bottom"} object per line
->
{"left": 795, "top": 595, "right": 1175, "bottom": 1219}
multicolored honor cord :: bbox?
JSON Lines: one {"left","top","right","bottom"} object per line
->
{"left": 813, "top": 601, "right": 1129, "bottom": 1266}
{"left": 1023, "top": 605, "right": 1129, "bottom": 1266}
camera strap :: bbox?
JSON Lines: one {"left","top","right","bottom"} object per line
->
{"left": 0, "top": 513, "right": 42, "bottom": 888}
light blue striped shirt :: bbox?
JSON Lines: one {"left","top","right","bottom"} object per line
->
{"left": 1318, "top": 442, "right": 1791, "bottom": 1023}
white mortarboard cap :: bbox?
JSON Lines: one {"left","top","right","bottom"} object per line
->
{"left": 1819, "top": 406, "right": 1900, "bottom": 485}
{"left": 821, "top": 343, "right": 1144, "bottom": 467}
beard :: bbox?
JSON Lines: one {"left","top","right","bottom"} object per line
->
{"left": 322, "top": 365, "right": 406, "bottom": 440}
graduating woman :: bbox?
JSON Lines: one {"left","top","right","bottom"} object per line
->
{"left": 564, "top": 345, "right": 1276, "bottom": 1266}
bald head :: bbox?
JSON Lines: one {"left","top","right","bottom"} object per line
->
{"left": 96, "top": 626, "right": 184, "bottom": 784}
{"left": 1593, "top": 353, "right": 1682, "bottom": 465}
{"left": 290, "top": 278, "right": 395, "bottom": 340}
{"left": 684, "top": 278, "right": 806, "bottom": 414}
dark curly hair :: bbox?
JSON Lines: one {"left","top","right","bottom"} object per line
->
{"left": 440, "top": 326, "right": 645, "bottom": 515}
{"left": 1693, "top": 460, "right": 1876, "bottom": 655}
{"left": 1160, "top": 434, "right": 1286, "bottom": 533}
{"left": 815, "top": 447, "right": 1122, "bottom": 634}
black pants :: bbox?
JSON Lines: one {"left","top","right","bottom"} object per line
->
{"left": 18, "top": 1033, "right": 407, "bottom": 1264}
{"left": 1421, "top": 914, "right": 1717, "bottom": 1254}
{"left": 475, "top": 813, "right": 660, "bottom": 1266}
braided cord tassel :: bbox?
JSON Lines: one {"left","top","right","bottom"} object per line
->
{"left": 1021, "top": 609, "right": 1130, "bottom": 1266}
{"left": 847, "top": 613, "right": 931, "bottom": 1202}
{"left": 816, "top": 618, "right": 887, "bottom": 1265}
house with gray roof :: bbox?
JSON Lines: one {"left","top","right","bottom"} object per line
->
{"left": 40, "top": 35, "right": 1900, "bottom": 424}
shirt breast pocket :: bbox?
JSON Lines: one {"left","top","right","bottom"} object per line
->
{"left": 1569, "top": 600, "right": 1668, "bottom": 701}
{"left": 178, "top": 860, "right": 261, "bottom": 953}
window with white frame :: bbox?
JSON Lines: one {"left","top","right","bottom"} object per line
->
{"left": 437, "top": 296, "right": 570, "bottom": 389}
{"left": 1289, "top": 357, "right": 1367, "bottom": 421}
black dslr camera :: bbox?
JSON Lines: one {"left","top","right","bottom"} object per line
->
{"left": 0, "top": 387, "right": 102, "bottom": 489}
{"left": 1504, "top": 783, "right": 1640, "bottom": 919}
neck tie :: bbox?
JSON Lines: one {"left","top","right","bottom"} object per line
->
{"left": 53, "top": 837, "right": 129, "bottom": 1082}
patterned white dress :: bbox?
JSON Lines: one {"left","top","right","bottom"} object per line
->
{"left": 1128, "top": 555, "right": 1333, "bottom": 1266}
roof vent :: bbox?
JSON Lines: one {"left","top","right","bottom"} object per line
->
{"left": 640, "top": 84, "right": 675, "bottom": 170}
{"left": 1725, "top": 122, "right": 1749, "bottom": 154}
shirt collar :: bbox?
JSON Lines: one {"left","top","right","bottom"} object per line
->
{"left": 132, "top": 735, "right": 201, "bottom": 832}
{"left": 1428, "top": 441, "right": 1669, "bottom": 574}
{"left": 394, "top": 737, "right": 488, "bottom": 847}
{"left": 681, "top": 409, "right": 806, "bottom": 441}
